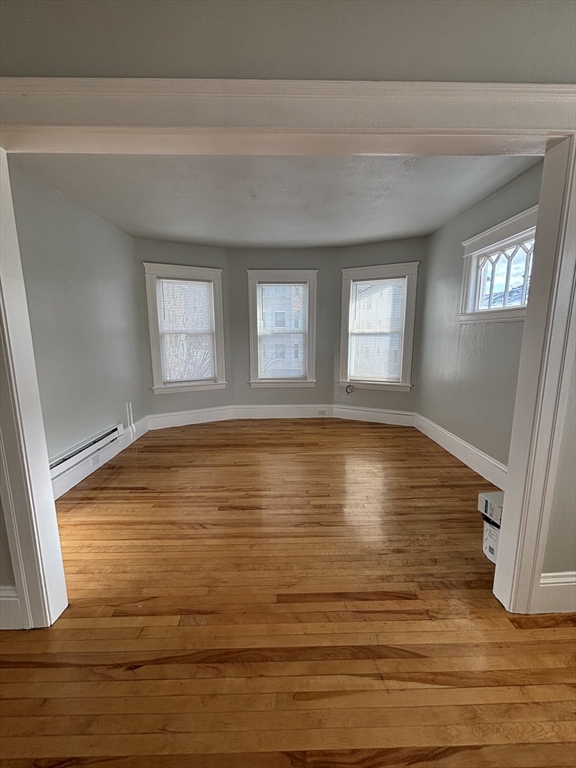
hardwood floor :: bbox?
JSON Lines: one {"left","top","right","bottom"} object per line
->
{"left": 1, "top": 419, "right": 575, "bottom": 766}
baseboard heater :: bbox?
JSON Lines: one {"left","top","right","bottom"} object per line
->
{"left": 49, "top": 424, "right": 123, "bottom": 479}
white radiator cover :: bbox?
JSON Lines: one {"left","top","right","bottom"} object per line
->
{"left": 49, "top": 424, "right": 123, "bottom": 479}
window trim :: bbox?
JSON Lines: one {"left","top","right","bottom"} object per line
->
{"left": 144, "top": 262, "right": 226, "bottom": 394}
{"left": 247, "top": 269, "right": 317, "bottom": 388}
{"left": 459, "top": 206, "right": 538, "bottom": 323}
{"left": 339, "top": 262, "right": 419, "bottom": 392}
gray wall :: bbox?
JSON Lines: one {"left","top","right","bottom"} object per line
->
{"left": 418, "top": 164, "right": 543, "bottom": 466}
{"left": 543, "top": 359, "right": 576, "bottom": 574}
{"left": 9, "top": 163, "right": 146, "bottom": 460}
{"left": 1, "top": 1, "right": 574, "bottom": 83}
{"left": 135, "top": 237, "right": 426, "bottom": 414}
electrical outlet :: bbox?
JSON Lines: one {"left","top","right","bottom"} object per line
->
{"left": 318, "top": 409, "right": 327, "bottom": 416}
{"left": 91, "top": 455, "right": 100, "bottom": 467}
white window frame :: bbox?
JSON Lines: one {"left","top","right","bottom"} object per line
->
{"left": 459, "top": 206, "right": 538, "bottom": 324}
{"left": 248, "top": 269, "right": 317, "bottom": 388}
{"left": 339, "top": 262, "right": 419, "bottom": 392}
{"left": 144, "top": 262, "right": 226, "bottom": 394}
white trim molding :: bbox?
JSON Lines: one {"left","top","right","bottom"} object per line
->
{"left": 0, "top": 586, "right": 25, "bottom": 630}
{"left": 414, "top": 415, "right": 507, "bottom": 491}
{"left": 333, "top": 406, "right": 415, "bottom": 427}
{"left": 147, "top": 404, "right": 333, "bottom": 430}
{"left": 144, "top": 262, "right": 226, "bottom": 394}
{"left": 2, "top": 77, "right": 575, "bottom": 629}
{"left": 459, "top": 309, "right": 526, "bottom": 324}
{"left": 494, "top": 137, "right": 576, "bottom": 615}
{"left": 338, "top": 381, "right": 412, "bottom": 392}
{"left": 149, "top": 404, "right": 416, "bottom": 431}
{"left": 247, "top": 270, "right": 317, "bottom": 388}
{"left": 0, "top": 148, "right": 68, "bottom": 629}
{"left": 147, "top": 406, "right": 232, "bottom": 430}
{"left": 233, "top": 404, "right": 330, "bottom": 420}
{"left": 339, "top": 262, "right": 419, "bottom": 391}
{"left": 1, "top": 80, "right": 573, "bottom": 157}
{"left": 249, "top": 380, "right": 317, "bottom": 388}
{"left": 462, "top": 206, "right": 539, "bottom": 258}
{"left": 531, "top": 572, "right": 576, "bottom": 614}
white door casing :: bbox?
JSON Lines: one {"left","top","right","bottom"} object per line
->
{"left": 0, "top": 148, "right": 68, "bottom": 628}
{"left": 0, "top": 79, "right": 574, "bottom": 624}
{"left": 493, "top": 137, "right": 576, "bottom": 613}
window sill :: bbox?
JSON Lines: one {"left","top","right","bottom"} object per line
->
{"left": 250, "top": 380, "right": 317, "bottom": 388}
{"left": 459, "top": 309, "right": 526, "bottom": 324}
{"left": 338, "top": 380, "right": 412, "bottom": 392}
{"left": 153, "top": 382, "right": 227, "bottom": 394}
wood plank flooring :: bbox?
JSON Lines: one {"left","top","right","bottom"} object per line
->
{"left": 1, "top": 418, "right": 575, "bottom": 766}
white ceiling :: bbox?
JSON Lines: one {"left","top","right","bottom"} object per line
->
{"left": 11, "top": 154, "right": 539, "bottom": 248}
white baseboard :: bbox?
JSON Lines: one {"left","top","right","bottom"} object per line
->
{"left": 51, "top": 417, "right": 148, "bottom": 499}
{"left": 531, "top": 572, "right": 576, "bottom": 613}
{"left": 147, "top": 406, "right": 233, "bottom": 430}
{"left": 0, "top": 586, "right": 25, "bottom": 629}
{"left": 414, "top": 414, "right": 507, "bottom": 490}
{"left": 333, "top": 405, "right": 415, "bottom": 427}
{"left": 233, "top": 404, "right": 333, "bottom": 420}
{"left": 149, "top": 404, "right": 415, "bottom": 427}
{"left": 148, "top": 404, "right": 334, "bottom": 430}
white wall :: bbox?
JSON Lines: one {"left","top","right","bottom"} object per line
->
{"left": 418, "top": 164, "right": 543, "bottom": 466}
{"left": 1, "top": 0, "right": 574, "bottom": 83}
{"left": 9, "top": 163, "right": 146, "bottom": 460}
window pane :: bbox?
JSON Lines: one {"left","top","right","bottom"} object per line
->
{"left": 350, "top": 278, "right": 406, "bottom": 334}
{"left": 507, "top": 246, "right": 527, "bottom": 306}
{"left": 478, "top": 258, "right": 493, "bottom": 309}
{"left": 158, "top": 279, "right": 213, "bottom": 332}
{"left": 157, "top": 278, "right": 215, "bottom": 381}
{"left": 473, "top": 237, "right": 534, "bottom": 312}
{"left": 490, "top": 254, "right": 508, "bottom": 308}
{"left": 161, "top": 332, "right": 215, "bottom": 381}
{"left": 259, "top": 332, "right": 306, "bottom": 378}
{"left": 349, "top": 332, "right": 402, "bottom": 381}
{"left": 257, "top": 284, "right": 308, "bottom": 379}
{"left": 348, "top": 277, "right": 406, "bottom": 381}
{"left": 523, "top": 240, "right": 535, "bottom": 303}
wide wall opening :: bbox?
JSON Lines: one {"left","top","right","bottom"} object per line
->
{"left": 2, "top": 151, "right": 548, "bottom": 616}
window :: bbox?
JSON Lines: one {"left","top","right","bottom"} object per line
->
{"left": 339, "top": 262, "right": 418, "bottom": 391}
{"left": 460, "top": 206, "right": 537, "bottom": 323}
{"left": 248, "top": 270, "right": 317, "bottom": 387}
{"left": 144, "top": 262, "right": 226, "bottom": 393}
